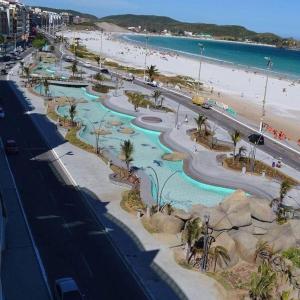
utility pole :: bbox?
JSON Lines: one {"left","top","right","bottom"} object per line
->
{"left": 143, "top": 35, "right": 149, "bottom": 81}
{"left": 100, "top": 29, "right": 103, "bottom": 69}
{"left": 197, "top": 43, "right": 204, "bottom": 95}
{"left": 259, "top": 57, "right": 272, "bottom": 132}
{"left": 201, "top": 214, "right": 211, "bottom": 272}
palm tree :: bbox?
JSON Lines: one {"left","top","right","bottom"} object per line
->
{"left": 279, "top": 180, "right": 293, "bottom": 204}
{"left": 20, "top": 61, "right": 24, "bottom": 76}
{"left": 194, "top": 114, "right": 207, "bottom": 137}
{"left": 181, "top": 218, "right": 202, "bottom": 261}
{"left": 121, "top": 139, "right": 134, "bottom": 171}
{"left": 230, "top": 130, "right": 242, "bottom": 159}
{"left": 254, "top": 241, "right": 274, "bottom": 263}
{"left": 249, "top": 261, "right": 276, "bottom": 300}
{"left": 152, "top": 90, "right": 161, "bottom": 108}
{"left": 94, "top": 55, "right": 101, "bottom": 67}
{"left": 71, "top": 61, "right": 78, "bottom": 78}
{"left": 147, "top": 65, "right": 158, "bottom": 82}
{"left": 69, "top": 104, "right": 77, "bottom": 125}
{"left": 43, "top": 78, "right": 49, "bottom": 96}
{"left": 24, "top": 66, "right": 30, "bottom": 83}
{"left": 131, "top": 94, "right": 144, "bottom": 112}
{"left": 210, "top": 246, "right": 231, "bottom": 272}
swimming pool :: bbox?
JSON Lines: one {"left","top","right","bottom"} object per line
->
{"left": 36, "top": 84, "right": 234, "bottom": 210}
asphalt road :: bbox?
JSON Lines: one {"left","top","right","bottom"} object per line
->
{"left": 0, "top": 80, "right": 149, "bottom": 299}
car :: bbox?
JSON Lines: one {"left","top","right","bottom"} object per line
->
{"left": 0, "top": 69, "right": 8, "bottom": 75}
{"left": 248, "top": 133, "right": 264, "bottom": 145}
{"left": 201, "top": 103, "right": 212, "bottom": 109}
{"left": 54, "top": 277, "right": 85, "bottom": 300}
{"left": 100, "top": 68, "right": 109, "bottom": 74}
{"left": 5, "top": 139, "right": 19, "bottom": 154}
{"left": 147, "top": 80, "right": 158, "bottom": 87}
{"left": 15, "top": 56, "right": 22, "bottom": 61}
{"left": 83, "top": 62, "right": 91, "bottom": 68}
{"left": 0, "top": 107, "right": 4, "bottom": 118}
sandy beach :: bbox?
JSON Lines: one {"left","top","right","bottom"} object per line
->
{"left": 61, "top": 30, "right": 300, "bottom": 141}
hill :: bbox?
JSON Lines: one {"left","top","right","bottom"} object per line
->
{"left": 99, "top": 14, "right": 284, "bottom": 45}
{"left": 32, "top": 6, "right": 98, "bottom": 21}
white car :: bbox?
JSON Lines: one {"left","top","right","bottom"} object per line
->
{"left": 54, "top": 277, "right": 85, "bottom": 300}
{"left": 0, "top": 107, "right": 5, "bottom": 118}
{"left": 83, "top": 63, "right": 91, "bottom": 68}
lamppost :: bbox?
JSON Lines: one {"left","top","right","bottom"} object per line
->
{"left": 259, "top": 57, "right": 273, "bottom": 132}
{"left": 99, "top": 29, "right": 103, "bottom": 70}
{"left": 143, "top": 35, "right": 149, "bottom": 82}
{"left": 201, "top": 214, "right": 212, "bottom": 272}
{"left": 197, "top": 43, "right": 204, "bottom": 95}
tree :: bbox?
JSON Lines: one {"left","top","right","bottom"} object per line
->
{"left": 121, "top": 139, "right": 134, "bottom": 171}
{"left": 147, "top": 65, "right": 158, "bottom": 82}
{"left": 279, "top": 180, "right": 293, "bottom": 204}
{"left": 130, "top": 93, "right": 144, "bottom": 112}
{"left": 152, "top": 90, "right": 161, "bottom": 108}
{"left": 254, "top": 241, "right": 274, "bottom": 263}
{"left": 94, "top": 55, "right": 101, "bottom": 67}
{"left": 230, "top": 130, "right": 242, "bottom": 159}
{"left": 24, "top": 67, "right": 30, "bottom": 83}
{"left": 71, "top": 61, "right": 78, "bottom": 78}
{"left": 249, "top": 261, "right": 276, "bottom": 300}
{"left": 69, "top": 104, "right": 77, "bottom": 124}
{"left": 43, "top": 78, "right": 49, "bottom": 96}
{"left": 0, "top": 35, "right": 4, "bottom": 44}
{"left": 194, "top": 114, "right": 207, "bottom": 136}
{"left": 210, "top": 245, "right": 231, "bottom": 272}
{"left": 20, "top": 61, "right": 24, "bottom": 76}
{"left": 181, "top": 218, "right": 202, "bottom": 261}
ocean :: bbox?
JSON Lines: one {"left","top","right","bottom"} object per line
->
{"left": 123, "top": 35, "right": 300, "bottom": 79}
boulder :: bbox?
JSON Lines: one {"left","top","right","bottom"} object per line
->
{"left": 289, "top": 219, "right": 300, "bottom": 240}
{"left": 150, "top": 212, "right": 184, "bottom": 234}
{"left": 230, "top": 231, "right": 259, "bottom": 263}
{"left": 212, "top": 232, "right": 239, "bottom": 268}
{"left": 172, "top": 208, "right": 193, "bottom": 221}
{"left": 220, "top": 190, "right": 248, "bottom": 212}
{"left": 248, "top": 197, "right": 276, "bottom": 223}
{"left": 264, "top": 223, "right": 297, "bottom": 252}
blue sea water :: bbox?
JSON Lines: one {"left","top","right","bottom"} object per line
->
{"left": 123, "top": 35, "right": 300, "bottom": 79}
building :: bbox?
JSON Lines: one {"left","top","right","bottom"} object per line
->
{"left": 61, "top": 12, "right": 73, "bottom": 25}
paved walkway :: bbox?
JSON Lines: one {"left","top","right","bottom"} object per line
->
{"left": 8, "top": 57, "right": 226, "bottom": 299}
{"left": 0, "top": 139, "right": 50, "bottom": 300}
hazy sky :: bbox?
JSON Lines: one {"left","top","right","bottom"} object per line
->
{"left": 24, "top": 0, "right": 300, "bottom": 38}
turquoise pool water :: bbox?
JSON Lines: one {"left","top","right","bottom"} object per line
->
{"left": 36, "top": 84, "right": 234, "bottom": 210}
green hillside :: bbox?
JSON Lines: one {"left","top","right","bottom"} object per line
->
{"left": 99, "top": 14, "right": 285, "bottom": 45}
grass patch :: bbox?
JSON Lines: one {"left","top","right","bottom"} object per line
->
{"left": 92, "top": 84, "right": 114, "bottom": 94}
{"left": 282, "top": 248, "right": 300, "bottom": 268}
{"left": 224, "top": 157, "right": 298, "bottom": 185}
{"left": 120, "top": 189, "right": 145, "bottom": 214}
{"left": 65, "top": 127, "right": 95, "bottom": 153}
{"left": 191, "top": 130, "right": 232, "bottom": 152}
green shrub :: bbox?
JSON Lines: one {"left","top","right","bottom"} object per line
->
{"left": 282, "top": 248, "right": 300, "bottom": 268}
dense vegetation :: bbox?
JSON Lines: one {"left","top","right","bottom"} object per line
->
{"left": 32, "top": 34, "right": 47, "bottom": 48}
{"left": 99, "top": 14, "right": 297, "bottom": 46}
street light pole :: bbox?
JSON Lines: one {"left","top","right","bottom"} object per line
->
{"left": 100, "top": 29, "right": 103, "bottom": 70}
{"left": 259, "top": 57, "right": 272, "bottom": 132}
{"left": 201, "top": 214, "right": 210, "bottom": 272}
{"left": 143, "top": 36, "right": 149, "bottom": 81}
{"left": 197, "top": 43, "right": 204, "bottom": 95}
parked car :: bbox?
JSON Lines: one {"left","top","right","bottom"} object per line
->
{"left": 248, "top": 133, "right": 264, "bottom": 145}
{"left": 5, "top": 139, "right": 19, "bottom": 154}
{"left": 0, "top": 69, "right": 8, "bottom": 75}
{"left": 201, "top": 103, "right": 212, "bottom": 109}
{"left": 54, "top": 277, "right": 85, "bottom": 300}
{"left": 100, "top": 68, "right": 109, "bottom": 74}
{"left": 0, "top": 107, "right": 5, "bottom": 118}
{"left": 147, "top": 80, "right": 158, "bottom": 87}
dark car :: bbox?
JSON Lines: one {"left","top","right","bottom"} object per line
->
{"left": 0, "top": 69, "right": 8, "bottom": 75}
{"left": 248, "top": 133, "right": 264, "bottom": 145}
{"left": 5, "top": 139, "right": 19, "bottom": 154}
{"left": 54, "top": 277, "right": 85, "bottom": 300}
{"left": 100, "top": 68, "right": 109, "bottom": 74}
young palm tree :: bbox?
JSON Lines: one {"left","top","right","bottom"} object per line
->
{"left": 94, "top": 55, "right": 101, "bottom": 67}
{"left": 121, "top": 139, "right": 134, "bottom": 171}
{"left": 181, "top": 218, "right": 202, "bottom": 262}
{"left": 147, "top": 65, "right": 158, "bottom": 82}
{"left": 131, "top": 94, "right": 144, "bottom": 112}
{"left": 152, "top": 90, "right": 161, "bottom": 108}
{"left": 71, "top": 61, "right": 78, "bottom": 78}
{"left": 20, "top": 61, "right": 24, "bottom": 76}
{"left": 249, "top": 261, "right": 276, "bottom": 300}
{"left": 230, "top": 130, "right": 242, "bottom": 159}
{"left": 194, "top": 114, "right": 207, "bottom": 136}
{"left": 69, "top": 104, "right": 77, "bottom": 124}
{"left": 43, "top": 78, "right": 49, "bottom": 96}
{"left": 254, "top": 241, "right": 274, "bottom": 263}
{"left": 279, "top": 180, "right": 293, "bottom": 204}
{"left": 24, "top": 66, "right": 30, "bottom": 82}
{"left": 210, "top": 246, "right": 231, "bottom": 272}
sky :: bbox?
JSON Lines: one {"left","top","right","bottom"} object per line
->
{"left": 24, "top": 0, "right": 300, "bottom": 38}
